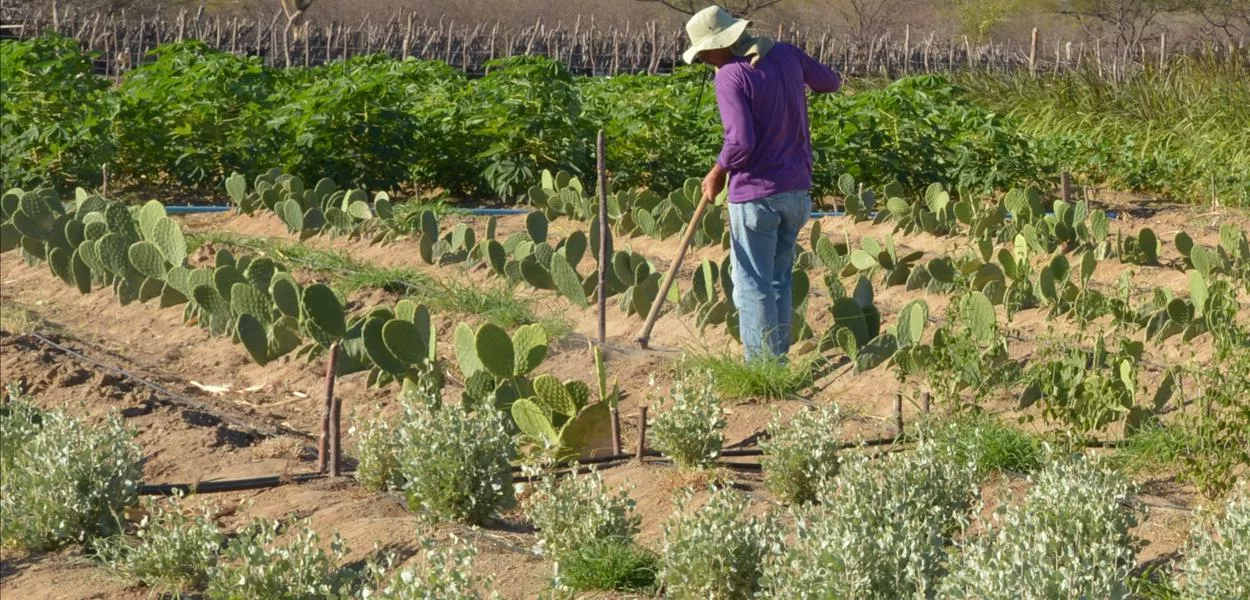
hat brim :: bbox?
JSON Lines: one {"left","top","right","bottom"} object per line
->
{"left": 682, "top": 19, "right": 750, "bottom": 64}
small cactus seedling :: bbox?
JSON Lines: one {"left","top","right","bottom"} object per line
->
{"left": 512, "top": 373, "right": 613, "bottom": 459}
{"left": 1117, "top": 227, "right": 1161, "bottom": 266}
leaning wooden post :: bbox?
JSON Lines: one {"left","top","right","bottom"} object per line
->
{"left": 922, "top": 391, "right": 931, "bottom": 415}
{"left": 317, "top": 342, "right": 339, "bottom": 474}
{"left": 596, "top": 129, "right": 609, "bottom": 347}
{"left": 636, "top": 406, "right": 648, "bottom": 461}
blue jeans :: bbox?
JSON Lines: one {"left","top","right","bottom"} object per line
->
{"left": 728, "top": 190, "right": 811, "bottom": 361}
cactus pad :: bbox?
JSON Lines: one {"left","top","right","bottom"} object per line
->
{"left": 192, "top": 284, "right": 231, "bottom": 322}
{"left": 96, "top": 233, "right": 132, "bottom": 276}
{"left": 475, "top": 323, "right": 515, "bottom": 379}
{"left": 235, "top": 314, "right": 270, "bottom": 365}
{"left": 532, "top": 374, "right": 577, "bottom": 417}
{"left": 382, "top": 319, "right": 432, "bottom": 365}
{"left": 454, "top": 322, "right": 485, "bottom": 377}
{"left": 962, "top": 291, "right": 997, "bottom": 342}
{"left": 512, "top": 398, "right": 558, "bottom": 444}
{"left": 520, "top": 258, "right": 555, "bottom": 290}
{"left": 363, "top": 317, "right": 407, "bottom": 375}
{"left": 551, "top": 256, "right": 588, "bottom": 307}
{"left": 301, "top": 284, "right": 346, "bottom": 339}
{"left": 128, "top": 241, "right": 169, "bottom": 280}
{"left": 230, "top": 283, "right": 273, "bottom": 324}
{"left": 137, "top": 200, "right": 166, "bottom": 240}
{"left": 526, "top": 211, "right": 548, "bottom": 243}
{"left": 47, "top": 246, "right": 74, "bottom": 286}
{"left": 511, "top": 324, "right": 548, "bottom": 376}
{"left": 70, "top": 249, "right": 93, "bottom": 293}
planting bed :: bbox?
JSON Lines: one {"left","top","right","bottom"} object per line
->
{"left": 2, "top": 189, "right": 1247, "bottom": 597}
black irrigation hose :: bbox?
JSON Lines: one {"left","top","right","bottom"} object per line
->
{"left": 23, "top": 330, "right": 314, "bottom": 441}
{"left": 140, "top": 471, "right": 332, "bottom": 496}
{"left": 17, "top": 330, "right": 1144, "bottom": 500}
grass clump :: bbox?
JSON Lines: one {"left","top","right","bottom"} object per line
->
{"left": 649, "top": 371, "right": 726, "bottom": 470}
{"left": 98, "top": 494, "right": 224, "bottom": 594}
{"left": 557, "top": 538, "right": 658, "bottom": 594}
{"left": 928, "top": 412, "right": 1044, "bottom": 475}
{"left": 195, "top": 231, "right": 570, "bottom": 338}
{"left": 681, "top": 351, "right": 814, "bottom": 400}
{"left": 764, "top": 438, "right": 980, "bottom": 598}
{"left": 661, "top": 486, "right": 780, "bottom": 600}
{"left": 1182, "top": 482, "right": 1249, "bottom": 599}
{"left": 0, "top": 387, "right": 143, "bottom": 551}
{"left": 941, "top": 454, "right": 1139, "bottom": 599}
{"left": 760, "top": 405, "right": 842, "bottom": 504}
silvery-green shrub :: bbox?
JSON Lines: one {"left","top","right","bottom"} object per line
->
{"left": 363, "top": 536, "right": 497, "bottom": 600}
{"left": 760, "top": 405, "right": 842, "bottom": 504}
{"left": 351, "top": 411, "right": 400, "bottom": 492}
{"left": 661, "top": 486, "right": 781, "bottom": 600}
{"left": 98, "top": 494, "right": 224, "bottom": 593}
{"left": 1182, "top": 481, "right": 1249, "bottom": 599}
{"left": 524, "top": 467, "right": 640, "bottom": 558}
{"left": 650, "top": 372, "right": 725, "bottom": 470}
{"left": 395, "top": 400, "right": 516, "bottom": 525}
{"left": 941, "top": 454, "right": 1139, "bottom": 599}
{"left": 0, "top": 398, "right": 142, "bottom": 550}
{"left": 205, "top": 518, "right": 358, "bottom": 600}
{"left": 763, "top": 438, "right": 980, "bottom": 599}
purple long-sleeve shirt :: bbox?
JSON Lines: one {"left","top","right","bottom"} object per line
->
{"left": 715, "top": 42, "right": 842, "bottom": 203}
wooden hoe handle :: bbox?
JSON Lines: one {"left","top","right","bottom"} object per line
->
{"left": 636, "top": 193, "right": 714, "bottom": 348}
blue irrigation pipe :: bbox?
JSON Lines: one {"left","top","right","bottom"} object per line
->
{"left": 163, "top": 205, "right": 1118, "bottom": 220}
{"left": 165, "top": 205, "right": 231, "bottom": 214}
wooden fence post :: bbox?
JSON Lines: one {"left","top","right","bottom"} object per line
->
{"left": 1029, "top": 27, "right": 1038, "bottom": 75}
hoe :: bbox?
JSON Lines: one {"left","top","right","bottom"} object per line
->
{"left": 635, "top": 191, "right": 714, "bottom": 349}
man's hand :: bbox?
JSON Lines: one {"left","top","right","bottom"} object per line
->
{"left": 702, "top": 163, "right": 728, "bottom": 201}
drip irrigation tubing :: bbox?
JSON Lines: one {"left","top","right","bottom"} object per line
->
{"left": 161, "top": 205, "right": 1117, "bottom": 220}
{"left": 21, "top": 331, "right": 314, "bottom": 441}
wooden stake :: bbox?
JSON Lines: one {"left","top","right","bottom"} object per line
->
{"left": 610, "top": 407, "right": 622, "bottom": 455}
{"left": 922, "top": 391, "right": 931, "bottom": 415}
{"left": 1061, "top": 171, "right": 1073, "bottom": 203}
{"left": 894, "top": 392, "right": 904, "bottom": 435}
{"left": 597, "top": 129, "right": 609, "bottom": 347}
{"left": 636, "top": 406, "right": 648, "bottom": 461}
{"left": 317, "top": 342, "right": 339, "bottom": 473}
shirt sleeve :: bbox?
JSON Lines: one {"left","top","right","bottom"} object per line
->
{"left": 715, "top": 68, "right": 755, "bottom": 171}
{"left": 799, "top": 50, "right": 842, "bottom": 93}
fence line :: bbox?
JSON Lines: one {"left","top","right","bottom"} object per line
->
{"left": 1, "top": 7, "right": 1246, "bottom": 79}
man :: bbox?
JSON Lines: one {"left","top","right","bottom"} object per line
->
{"left": 683, "top": 5, "right": 842, "bottom": 361}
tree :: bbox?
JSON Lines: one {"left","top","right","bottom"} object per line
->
{"left": 1197, "top": 0, "right": 1250, "bottom": 38}
{"left": 1054, "top": 0, "right": 1188, "bottom": 49}
{"left": 941, "top": 0, "right": 1026, "bottom": 40}
{"left": 633, "top": 0, "right": 788, "bottom": 17}
{"left": 836, "top": 0, "right": 910, "bottom": 42}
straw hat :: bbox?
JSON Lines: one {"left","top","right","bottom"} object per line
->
{"left": 682, "top": 5, "right": 750, "bottom": 64}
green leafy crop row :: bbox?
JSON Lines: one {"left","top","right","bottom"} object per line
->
{"left": 4, "top": 34, "right": 1053, "bottom": 201}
